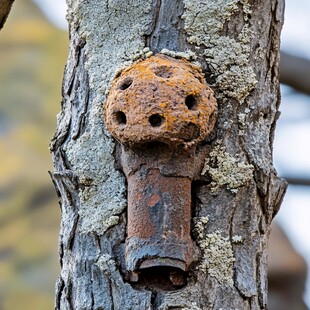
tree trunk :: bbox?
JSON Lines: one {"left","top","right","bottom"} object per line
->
{"left": 50, "top": 0, "right": 287, "bottom": 309}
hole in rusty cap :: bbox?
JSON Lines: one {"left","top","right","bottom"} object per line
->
{"left": 153, "top": 65, "right": 173, "bottom": 78}
{"left": 149, "top": 114, "right": 164, "bottom": 127}
{"left": 119, "top": 77, "right": 133, "bottom": 90}
{"left": 113, "top": 111, "right": 127, "bottom": 125}
{"left": 185, "top": 94, "right": 197, "bottom": 110}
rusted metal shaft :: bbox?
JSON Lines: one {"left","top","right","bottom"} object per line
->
{"left": 126, "top": 169, "right": 192, "bottom": 272}
{"left": 120, "top": 145, "right": 196, "bottom": 273}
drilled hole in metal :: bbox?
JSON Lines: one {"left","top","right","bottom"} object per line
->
{"left": 149, "top": 114, "right": 164, "bottom": 127}
{"left": 153, "top": 66, "right": 173, "bottom": 78}
{"left": 119, "top": 78, "right": 133, "bottom": 90}
{"left": 114, "top": 111, "right": 127, "bottom": 125}
{"left": 185, "top": 95, "right": 197, "bottom": 110}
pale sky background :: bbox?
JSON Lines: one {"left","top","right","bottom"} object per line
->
{"left": 33, "top": 0, "right": 310, "bottom": 306}
{"left": 274, "top": 0, "right": 310, "bottom": 306}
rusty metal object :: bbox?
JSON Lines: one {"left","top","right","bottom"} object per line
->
{"left": 103, "top": 54, "right": 217, "bottom": 279}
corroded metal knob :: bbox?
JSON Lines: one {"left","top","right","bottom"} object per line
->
{"left": 104, "top": 54, "right": 217, "bottom": 280}
{"left": 104, "top": 54, "right": 217, "bottom": 148}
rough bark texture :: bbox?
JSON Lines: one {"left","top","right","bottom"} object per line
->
{"left": 50, "top": 0, "right": 287, "bottom": 309}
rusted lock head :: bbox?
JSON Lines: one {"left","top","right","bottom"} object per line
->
{"left": 104, "top": 54, "right": 217, "bottom": 148}
{"left": 103, "top": 54, "right": 217, "bottom": 285}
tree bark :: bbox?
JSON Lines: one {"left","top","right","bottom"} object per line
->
{"left": 50, "top": 0, "right": 287, "bottom": 309}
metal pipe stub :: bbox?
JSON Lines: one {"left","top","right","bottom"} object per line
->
{"left": 103, "top": 54, "right": 217, "bottom": 280}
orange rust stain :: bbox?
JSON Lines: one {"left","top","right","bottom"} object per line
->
{"left": 104, "top": 54, "right": 217, "bottom": 148}
{"left": 147, "top": 193, "right": 161, "bottom": 207}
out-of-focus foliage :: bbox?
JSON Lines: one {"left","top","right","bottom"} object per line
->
{"left": 0, "top": 0, "right": 67, "bottom": 308}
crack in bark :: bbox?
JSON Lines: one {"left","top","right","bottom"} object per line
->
{"left": 65, "top": 278, "right": 74, "bottom": 310}
{"left": 228, "top": 195, "right": 238, "bottom": 242}
{"left": 72, "top": 86, "right": 90, "bottom": 140}
{"left": 65, "top": 38, "right": 86, "bottom": 96}
{"left": 109, "top": 278, "right": 115, "bottom": 310}
{"left": 55, "top": 276, "right": 65, "bottom": 310}
{"left": 90, "top": 289, "right": 94, "bottom": 309}
{"left": 52, "top": 171, "right": 76, "bottom": 206}
{"left": 72, "top": 51, "right": 90, "bottom": 140}
{"left": 145, "top": 0, "right": 188, "bottom": 52}
{"left": 145, "top": 0, "right": 162, "bottom": 47}
{"left": 256, "top": 252, "right": 265, "bottom": 309}
{"left": 67, "top": 213, "right": 79, "bottom": 250}
{"left": 92, "top": 233, "right": 102, "bottom": 254}
{"left": 51, "top": 38, "right": 88, "bottom": 151}
{"left": 48, "top": 171, "right": 62, "bottom": 198}
{"left": 50, "top": 116, "right": 72, "bottom": 152}
{"left": 59, "top": 237, "right": 64, "bottom": 268}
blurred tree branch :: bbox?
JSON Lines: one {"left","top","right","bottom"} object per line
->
{"left": 280, "top": 51, "right": 310, "bottom": 95}
{"left": 283, "top": 177, "right": 310, "bottom": 187}
{"left": 0, "top": 0, "right": 14, "bottom": 30}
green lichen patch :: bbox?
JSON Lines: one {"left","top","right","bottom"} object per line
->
{"left": 131, "top": 47, "right": 153, "bottom": 61}
{"left": 182, "top": 0, "right": 257, "bottom": 102}
{"left": 70, "top": 0, "right": 154, "bottom": 91}
{"left": 237, "top": 107, "right": 251, "bottom": 126}
{"left": 181, "top": 303, "right": 202, "bottom": 310}
{"left": 160, "top": 48, "right": 198, "bottom": 61}
{"left": 96, "top": 254, "right": 116, "bottom": 273}
{"left": 237, "top": 107, "right": 251, "bottom": 135}
{"left": 232, "top": 235, "right": 244, "bottom": 243}
{"left": 202, "top": 144, "right": 254, "bottom": 193}
{"left": 63, "top": 0, "right": 155, "bottom": 235}
{"left": 194, "top": 217, "right": 235, "bottom": 286}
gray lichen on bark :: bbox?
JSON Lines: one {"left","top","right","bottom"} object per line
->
{"left": 51, "top": 0, "right": 287, "bottom": 309}
{"left": 59, "top": 0, "right": 156, "bottom": 235}
{"left": 183, "top": 0, "right": 257, "bottom": 101}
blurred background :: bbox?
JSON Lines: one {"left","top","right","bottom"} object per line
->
{"left": 0, "top": 0, "right": 309, "bottom": 309}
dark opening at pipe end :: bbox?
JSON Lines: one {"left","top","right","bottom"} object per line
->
{"left": 130, "top": 265, "right": 187, "bottom": 291}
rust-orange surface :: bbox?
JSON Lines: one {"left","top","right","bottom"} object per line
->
{"left": 104, "top": 54, "right": 217, "bottom": 148}
{"left": 127, "top": 170, "right": 191, "bottom": 239}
